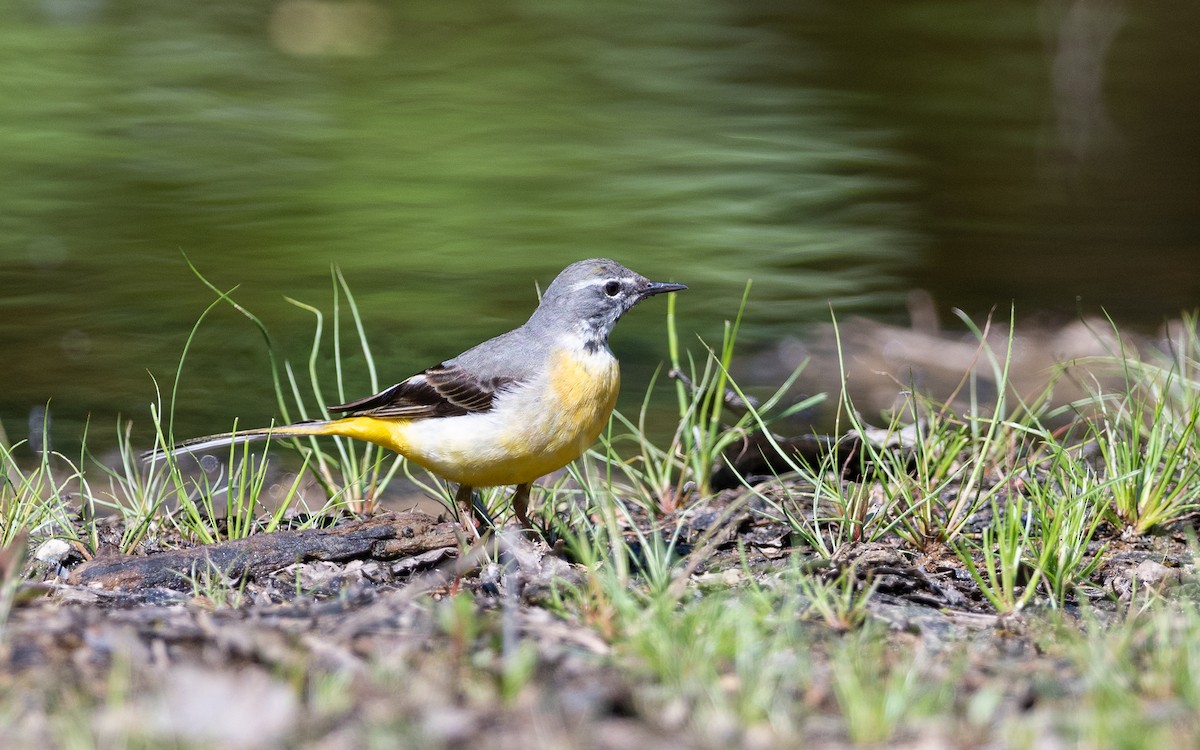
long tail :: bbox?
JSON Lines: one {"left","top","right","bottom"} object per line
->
{"left": 142, "top": 421, "right": 342, "bottom": 462}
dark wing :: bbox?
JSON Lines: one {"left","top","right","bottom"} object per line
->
{"left": 327, "top": 363, "right": 516, "bottom": 420}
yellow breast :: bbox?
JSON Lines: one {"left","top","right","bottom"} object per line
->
{"left": 491, "top": 346, "right": 620, "bottom": 483}
{"left": 540, "top": 346, "right": 622, "bottom": 454}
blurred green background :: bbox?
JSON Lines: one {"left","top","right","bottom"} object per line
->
{"left": 2, "top": 0, "right": 1198, "bottom": 453}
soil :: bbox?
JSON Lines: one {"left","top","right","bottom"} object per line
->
{"left": 2, "top": 484, "right": 1196, "bottom": 749}
{"left": 3, "top": 314, "right": 1197, "bottom": 748}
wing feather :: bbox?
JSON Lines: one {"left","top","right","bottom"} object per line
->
{"left": 327, "top": 363, "right": 515, "bottom": 420}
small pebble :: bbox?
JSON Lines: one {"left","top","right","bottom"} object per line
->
{"left": 34, "top": 537, "right": 72, "bottom": 578}
{"left": 34, "top": 538, "right": 72, "bottom": 564}
{"left": 1134, "top": 559, "right": 1178, "bottom": 588}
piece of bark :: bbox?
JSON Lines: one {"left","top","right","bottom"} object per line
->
{"left": 68, "top": 511, "right": 460, "bottom": 591}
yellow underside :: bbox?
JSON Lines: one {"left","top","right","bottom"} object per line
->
{"left": 288, "top": 348, "right": 620, "bottom": 487}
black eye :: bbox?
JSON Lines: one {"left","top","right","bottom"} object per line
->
{"left": 603, "top": 280, "right": 621, "bottom": 297}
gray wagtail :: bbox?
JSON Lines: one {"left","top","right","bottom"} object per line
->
{"left": 154, "top": 258, "right": 686, "bottom": 527}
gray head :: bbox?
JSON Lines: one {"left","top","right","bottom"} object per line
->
{"left": 527, "top": 258, "right": 687, "bottom": 345}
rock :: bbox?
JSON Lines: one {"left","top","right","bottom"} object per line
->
{"left": 33, "top": 538, "right": 71, "bottom": 564}
{"left": 1133, "top": 559, "right": 1180, "bottom": 589}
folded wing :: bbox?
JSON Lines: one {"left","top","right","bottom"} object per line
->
{"left": 328, "top": 363, "right": 515, "bottom": 420}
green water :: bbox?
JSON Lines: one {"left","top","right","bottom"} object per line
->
{"left": 2, "top": 0, "right": 1198, "bottom": 453}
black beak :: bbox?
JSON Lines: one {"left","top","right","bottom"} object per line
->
{"left": 640, "top": 281, "right": 688, "bottom": 299}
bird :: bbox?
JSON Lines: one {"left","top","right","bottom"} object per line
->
{"left": 153, "top": 258, "right": 686, "bottom": 528}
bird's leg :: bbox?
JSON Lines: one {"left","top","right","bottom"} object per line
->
{"left": 453, "top": 483, "right": 474, "bottom": 522}
{"left": 454, "top": 483, "right": 497, "bottom": 532}
{"left": 512, "top": 482, "right": 532, "bottom": 528}
{"left": 453, "top": 484, "right": 480, "bottom": 529}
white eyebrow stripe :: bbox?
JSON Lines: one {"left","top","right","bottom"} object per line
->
{"left": 570, "top": 278, "right": 608, "bottom": 292}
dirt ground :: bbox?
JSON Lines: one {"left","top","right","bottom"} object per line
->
{"left": 2, "top": 484, "right": 1195, "bottom": 749}
{"left": 3, "top": 314, "right": 1197, "bottom": 748}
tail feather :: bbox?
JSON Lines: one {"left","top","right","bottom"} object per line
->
{"left": 141, "top": 422, "right": 332, "bottom": 462}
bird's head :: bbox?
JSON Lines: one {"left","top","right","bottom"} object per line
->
{"left": 529, "top": 258, "right": 687, "bottom": 347}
